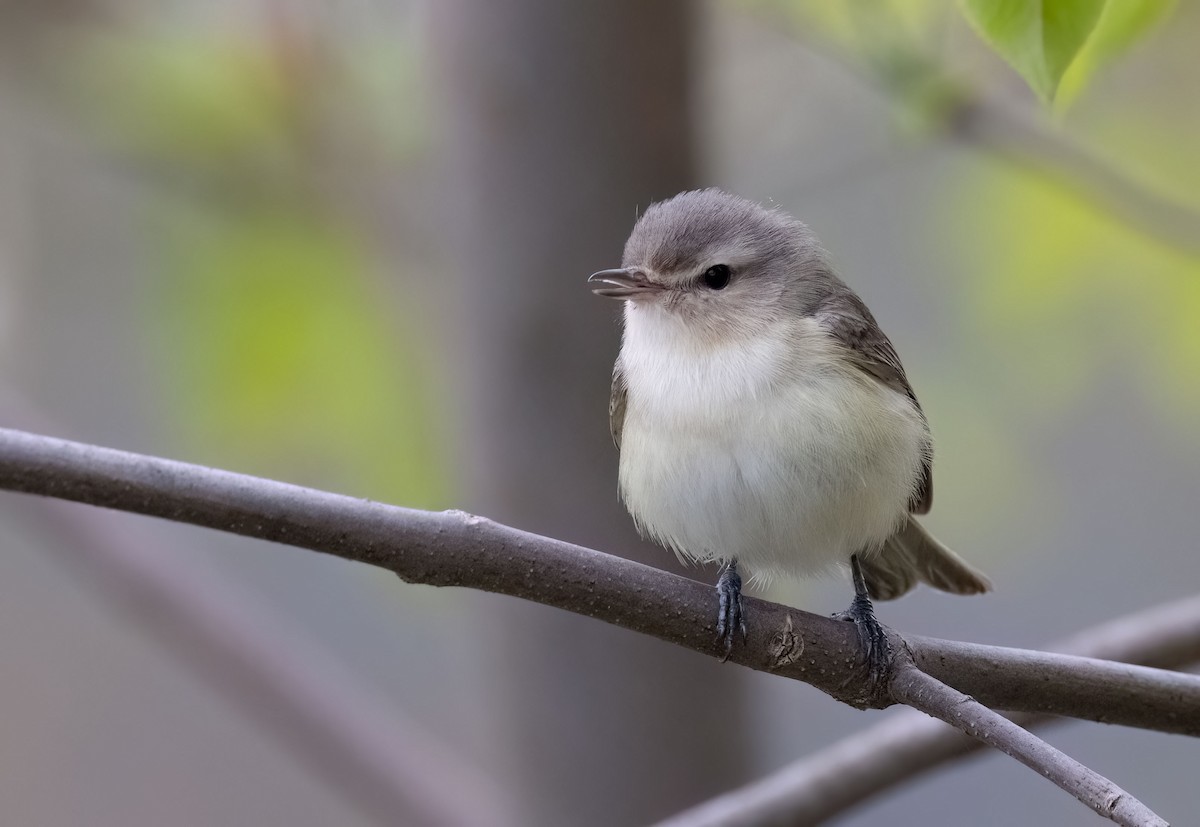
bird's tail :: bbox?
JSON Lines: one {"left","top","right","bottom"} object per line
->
{"left": 860, "top": 516, "right": 991, "bottom": 601}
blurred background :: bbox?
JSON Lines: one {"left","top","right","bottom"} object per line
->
{"left": 0, "top": 0, "right": 1198, "bottom": 825}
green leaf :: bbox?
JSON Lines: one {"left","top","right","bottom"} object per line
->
{"left": 958, "top": 0, "right": 1107, "bottom": 100}
{"left": 1056, "top": 0, "right": 1175, "bottom": 107}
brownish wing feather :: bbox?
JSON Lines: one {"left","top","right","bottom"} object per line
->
{"left": 609, "top": 359, "right": 627, "bottom": 451}
{"left": 815, "top": 294, "right": 933, "bottom": 514}
{"left": 861, "top": 516, "right": 991, "bottom": 600}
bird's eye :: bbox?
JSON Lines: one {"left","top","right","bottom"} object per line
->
{"left": 702, "top": 264, "right": 731, "bottom": 290}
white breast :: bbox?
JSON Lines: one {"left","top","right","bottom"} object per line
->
{"left": 616, "top": 305, "right": 927, "bottom": 583}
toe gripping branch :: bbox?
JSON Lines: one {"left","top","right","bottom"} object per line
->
{"left": 716, "top": 560, "right": 747, "bottom": 660}
{"left": 838, "top": 554, "right": 894, "bottom": 702}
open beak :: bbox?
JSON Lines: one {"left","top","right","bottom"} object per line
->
{"left": 587, "top": 267, "right": 663, "bottom": 300}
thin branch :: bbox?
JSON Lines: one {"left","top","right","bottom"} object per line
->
{"left": 945, "top": 93, "right": 1200, "bottom": 258}
{"left": 652, "top": 706, "right": 980, "bottom": 827}
{"left": 910, "top": 635, "right": 1200, "bottom": 733}
{"left": 1055, "top": 594, "right": 1200, "bottom": 667}
{"left": 754, "top": 7, "right": 1200, "bottom": 258}
{"left": 0, "top": 396, "right": 514, "bottom": 827}
{"left": 657, "top": 651, "right": 1174, "bottom": 827}
{"left": 9, "top": 493, "right": 513, "bottom": 827}
{"left": 887, "top": 659, "right": 1168, "bottom": 827}
{"left": 655, "top": 594, "right": 1200, "bottom": 826}
{"left": 1, "top": 427, "right": 1199, "bottom": 729}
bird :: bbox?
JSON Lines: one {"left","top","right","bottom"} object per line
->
{"left": 588, "top": 188, "right": 989, "bottom": 679}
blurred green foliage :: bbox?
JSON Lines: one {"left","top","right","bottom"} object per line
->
{"left": 76, "top": 33, "right": 292, "bottom": 165}
{"left": 746, "top": 0, "right": 1199, "bottom": 428}
{"left": 742, "top": 0, "right": 1200, "bottom": 568}
{"left": 761, "top": 0, "right": 942, "bottom": 45}
{"left": 754, "top": 0, "right": 1174, "bottom": 105}
{"left": 70, "top": 25, "right": 448, "bottom": 507}
{"left": 156, "top": 208, "right": 449, "bottom": 507}
{"left": 75, "top": 28, "right": 428, "bottom": 166}
{"left": 51, "top": 3, "right": 1200, "bottom": 513}
{"left": 945, "top": 156, "right": 1200, "bottom": 431}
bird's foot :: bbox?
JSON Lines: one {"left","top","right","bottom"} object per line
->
{"left": 715, "top": 560, "right": 747, "bottom": 661}
{"left": 833, "top": 555, "right": 892, "bottom": 693}
{"left": 834, "top": 592, "right": 891, "bottom": 690}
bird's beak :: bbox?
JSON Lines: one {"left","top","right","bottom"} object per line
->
{"left": 587, "top": 267, "right": 663, "bottom": 300}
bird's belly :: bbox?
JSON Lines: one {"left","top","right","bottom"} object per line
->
{"left": 617, "top": 375, "right": 924, "bottom": 582}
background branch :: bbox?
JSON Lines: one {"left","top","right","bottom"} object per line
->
{"left": 887, "top": 660, "right": 1166, "bottom": 827}
{"left": 758, "top": 7, "right": 1200, "bottom": 258}
{"left": 10, "top": 486, "right": 511, "bottom": 827}
{"left": 658, "top": 594, "right": 1200, "bottom": 826}
{"left": 945, "top": 93, "right": 1200, "bottom": 258}
{"left": 0, "top": 395, "right": 514, "bottom": 827}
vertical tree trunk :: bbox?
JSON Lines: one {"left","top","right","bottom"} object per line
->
{"left": 431, "top": 2, "right": 750, "bottom": 825}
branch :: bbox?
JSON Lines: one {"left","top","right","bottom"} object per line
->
{"left": 1, "top": 375, "right": 512, "bottom": 827}
{"left": 0, "top": 427, "right": 1198, "bottom": 725}
{"left": 0, "top": 427, "right": 1193, "bottom": 825}
{"left": 910, "top": 635, "right": 1200, "bottom": 734}
{"left": 888, "top": 659, "right": 1167, "bottom": 827}
{"left": 945, "top": 93, "right": 1200, "bottom": 258}
{"left": 653, "top": 595, "right": 1200, "bottom": 826}
{"left": 755, "top": 8, "right": 1200, "bottom": 259}
{"left": 660, "top": 645, "right": 1175, "bottom": 827}
{"left": 10, "top": 484, "right": 513, "bottom": 827}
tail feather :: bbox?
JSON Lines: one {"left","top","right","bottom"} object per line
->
{"left": 860, "top": 517, "right": 991, "bottom": 601}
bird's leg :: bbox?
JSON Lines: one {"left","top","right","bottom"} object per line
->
{"left": 835, "top": 554, "right": 892, "bottom": 690}
{"left": 715, "top": 559, "right": 747, "bottom": 660}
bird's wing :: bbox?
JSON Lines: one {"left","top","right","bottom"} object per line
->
{"left": 815, "top": 296, "right": 933, "bottom": 514}
{"left": 609, "top": 358, "right": 628, "bottom": 451}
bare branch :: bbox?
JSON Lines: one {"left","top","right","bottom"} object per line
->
{"left": 946, "top": 94, "right": 1200, "bottom": 258}
{"left": 3, "top": 427, "right": 1196, "bottom": 822}
{"left": 910, "top": 635, "right": 1200, "bottom": 733}
{"left": 655, "top": 594, "right": 1200, "bottom": 826}
{"left": 887, "top": 660, "right": 1168, "bottom": 827}
{"left": 1056, "top": 594, "right": 1200, "bottom": 667}
{"left": 1, "top": 427, "right": 1198, "bottom": 730}
{"left": 10, "top": 490, "right": 514, "bottom": 827}
{"left": 657, "top": 650, "right": 1173, "bottom": 827}
{"left": 753, "top": 8, "right": 1200, "bottom": 259}
{"left": 651, "top": 707, "right": 978, "bottom": 827}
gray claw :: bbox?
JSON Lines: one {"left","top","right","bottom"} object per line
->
{"left": 716, "top": 560, "right": 747, "bottom": 660}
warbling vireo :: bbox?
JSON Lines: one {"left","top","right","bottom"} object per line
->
{"left": 589, "top": 189, "right": 989, "bottom": 675}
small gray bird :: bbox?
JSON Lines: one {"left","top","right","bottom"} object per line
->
{"left": 589, "top": 189, "right": 989, "bottom": 674}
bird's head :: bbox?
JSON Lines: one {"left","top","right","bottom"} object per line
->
{"left": 589, "top": 189, "right": 831, "bottom": 343}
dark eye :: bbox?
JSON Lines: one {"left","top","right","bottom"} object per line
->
{"left": 702, "top": 264, "right": 731, "bottom": 290}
